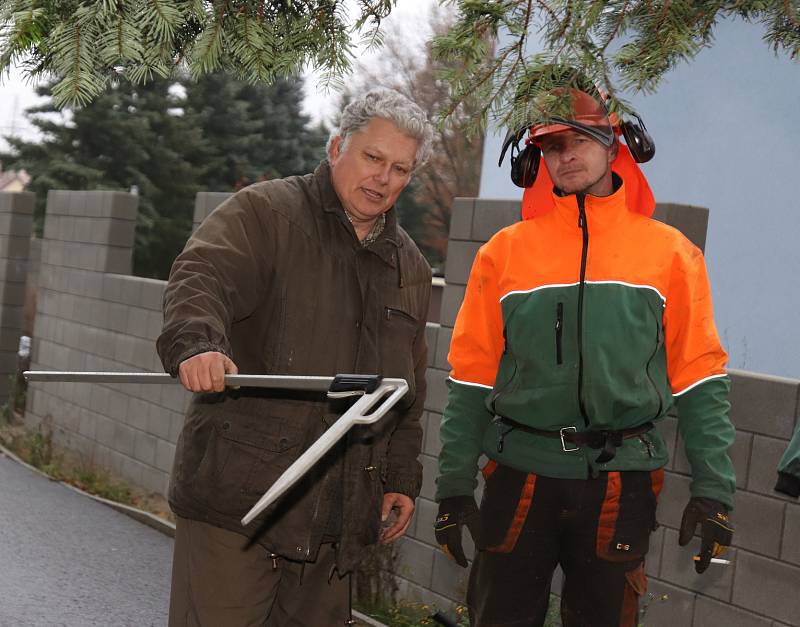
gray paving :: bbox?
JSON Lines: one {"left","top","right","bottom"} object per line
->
{"left": 0, "top": 452, "right": 171, "bottom": 627}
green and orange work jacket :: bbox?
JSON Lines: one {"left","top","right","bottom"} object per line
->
{"left": 436, "top": 177, "right": 736, "bottom": 509}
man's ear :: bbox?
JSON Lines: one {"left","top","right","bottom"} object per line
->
{"left": 328, "top": 135, "right": 343, "bottom": 162}
{"left": 609, "top": 139, "right": 619, "bottom": 164}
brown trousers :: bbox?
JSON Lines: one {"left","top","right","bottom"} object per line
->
{"left": 468, "top": 464, "right": 664, "bottom": 627}
{"left": 169, "top": 516, "right": 350, "bottom": 627}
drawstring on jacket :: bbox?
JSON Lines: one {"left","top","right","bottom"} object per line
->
{"left": 345, "top": 572, "right": 356, "bottom": 625}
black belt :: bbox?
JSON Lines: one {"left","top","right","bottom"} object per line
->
{"left": 494, "top": 416, "right": 655, "bottom": 463}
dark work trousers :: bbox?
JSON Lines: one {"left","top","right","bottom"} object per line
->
{"left": 169, "top": 516, "right": 349, "bottom": 627}
{"left": 467, "top": 462, "right": 664, "bottom": 627}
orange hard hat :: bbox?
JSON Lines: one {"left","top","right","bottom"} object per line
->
{"left": 529, "top": 88, "right": 615, "bottom": 148}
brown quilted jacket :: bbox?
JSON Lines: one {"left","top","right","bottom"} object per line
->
{"left": 157, "top": 162, "right": 430, "bottom": 571}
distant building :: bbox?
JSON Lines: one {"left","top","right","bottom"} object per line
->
{"left": 0, "top": 167, "right": 30, "bottom": 192}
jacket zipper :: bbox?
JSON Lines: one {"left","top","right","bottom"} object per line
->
{"left": 576, "top": 194, "right": 590, "bottom": 427}
{"left": 644, "top": 305, "right": 665, "bottom": 420}
{"left": 488, "top": 303, "right": 524, "bottom": 451}
{"left": 555, "top": 302, "right": 564, "bottom": 365}
{"left": 489, "top": 324, "right": 518, "bottom": 415}
{"left": 493, "top": 322, "right": 520, "bottom": 453}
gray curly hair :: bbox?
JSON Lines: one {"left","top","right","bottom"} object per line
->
{"left": 327, "top": 88, "right": 434, "bottom": 171}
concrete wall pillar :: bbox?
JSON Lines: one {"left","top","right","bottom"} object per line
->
{"left": 26, "top": 189, "right": 139, "bottom": 453}
{"left": 0, "top": 192, "right": 35, "bottom": 401}
{"left": 40, "top": 190, "right": 138, "bottom": 275}
{"left": 192, "top": 192, "right": 231, "bottom": 232}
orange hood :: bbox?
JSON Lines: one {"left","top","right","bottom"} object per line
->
{"left": 521, "top": 141, "right": 655, "bottom": 219}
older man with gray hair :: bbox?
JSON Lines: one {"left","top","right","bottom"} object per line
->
{"left": 157, "top": 88, "right": 434, "bottom": 626}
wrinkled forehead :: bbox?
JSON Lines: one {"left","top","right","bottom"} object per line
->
{"left": 342, "top": 117, "right": 419, "bottom": 165}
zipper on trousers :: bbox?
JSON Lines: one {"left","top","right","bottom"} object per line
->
{"left": 555, "top": 302, "right": 564, "bottom": 365}
{"left": 576, "top": 194, "right": 590, "bottom": 427}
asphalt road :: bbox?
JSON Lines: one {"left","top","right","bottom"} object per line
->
{"left": 0, "top": 452, "right": 172, "bottom": 627}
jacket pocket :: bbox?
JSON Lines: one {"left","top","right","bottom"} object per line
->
{"left": 598, "top": 513, "right": 652, "bottom": 562}
{"left": 555, "top": 302, "right": 564, "bottom": 365}
{"left": 380, "top": 305, "right": 419, "bottom": 393}
{"left": 596, "top": 471, "right": 659, "bottom": 562}
{"left": 385, "top": 306, "right": 417, "bottom": 325}
{"left": 194, "top": 412, "right": 304, "bottom": 515}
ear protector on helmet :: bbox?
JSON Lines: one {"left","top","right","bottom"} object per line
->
{"left": 619, "top": 112, "right": 655, "bottom": 163}
{"left": 499, "top": 125, "right": 541, "bottom": 189}
{"left": 510, "top": 143, "right": 541, "bottom": 188}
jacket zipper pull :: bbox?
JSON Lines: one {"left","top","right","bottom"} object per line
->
{"left": 639, "top": 435, "right": 654, "bottom": 458}
{"left": 577, "top": 193, "right": 587, "bottom": 229}
{"left": 496, "top": 424, "right": 514, "bottom": 453}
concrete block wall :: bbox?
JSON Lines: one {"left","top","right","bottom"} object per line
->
{"left": 24, "top": 190, "right": 191, "bottom": 495}
{"left": 391, "top": 197, "right": 800, "bottom": 625}
{"left": 0, "top": 192, "right": 35, "bottom": 401}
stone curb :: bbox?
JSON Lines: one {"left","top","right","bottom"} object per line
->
{"left": 0, "top": 442, "right": 176, "bottom": 537}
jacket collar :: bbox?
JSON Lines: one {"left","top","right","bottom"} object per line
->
{"left": 314, "top": 160, "right": 402, "bottom": 250}
{"left": 552, "top": 173, "right": 631, "bottom": 233}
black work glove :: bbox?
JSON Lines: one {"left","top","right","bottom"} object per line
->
{"left": 434, "top": 496, "right": 480, "bottom": 568}
{"left": 678, "top": 497, "right": 734, "bottom": 574}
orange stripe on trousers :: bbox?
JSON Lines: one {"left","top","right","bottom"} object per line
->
{"left": 481, "top": 459, "right": 498, "bottom": 480}
{"left": 488, "top": 473, "right": 536, "bottom": 553}
{"left": 619, "top": 563, "right": 647, "bottom": 627}
{"left": 596, "top": 471, "right": 622, "bottom": 556}
{"left": 650, "top": 468, "right": 664, "bottom": 500}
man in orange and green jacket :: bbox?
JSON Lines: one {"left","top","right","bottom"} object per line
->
{"left": 433, "top": 88, "right": 736, "bottom": 627}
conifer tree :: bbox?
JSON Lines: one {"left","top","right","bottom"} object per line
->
{"left": 181, "top": 73, "right": 327, "bottom": 191}
{"left": 1, "top": 72, "right": 326, "bottom": 278}
{"left": 2, "top": 1, "right": 797, "bottom": 124}
{"left": 1, "top": 77, "right": 204, "bottom": 281}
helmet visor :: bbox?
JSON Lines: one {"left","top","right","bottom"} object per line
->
{"left": 529, "top": 89, "right": 614, "bottom": 148}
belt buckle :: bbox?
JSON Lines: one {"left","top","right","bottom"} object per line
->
{"left": 560, "top": 426, "right": 579, "bottom": 452}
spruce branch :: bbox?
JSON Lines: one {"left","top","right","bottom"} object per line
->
{"left": 1, "top": 0, "right": 797, "bottom": 114}
{"left": 0, "top": 0, "right": 395, "bottom": 107}
{"left": 432, "top": 0, "right": 800, "bottom": 132}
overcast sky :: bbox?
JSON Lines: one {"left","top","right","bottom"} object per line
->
{"left": 0, "top": 0, "right": 438, "bottom": 153}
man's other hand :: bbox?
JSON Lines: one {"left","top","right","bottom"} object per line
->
{"left": 379, "top": 493, "right": 415, "bottom": 544}
{"left": 678, "top": 497, "right": 734, "bottom": 574}
{"left": 434, "top": 496, "right": 480, "bottom": 568}
{"left": 178, "top": 351, "right": 238, "bottom": 392}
